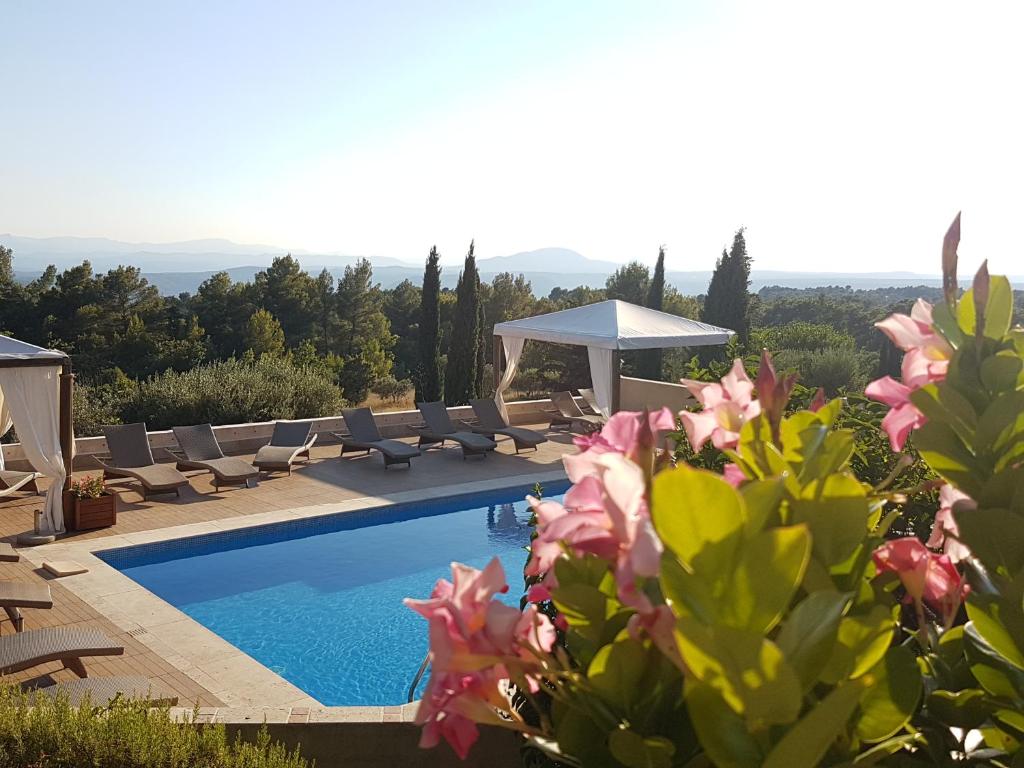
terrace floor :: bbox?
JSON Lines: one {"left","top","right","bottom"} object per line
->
{"left": 0, "top": 426, "right": 575, "bottom": 709}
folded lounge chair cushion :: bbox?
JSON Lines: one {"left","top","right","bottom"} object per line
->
{"left": 468, "top": 399, "right": 547, "bottom": 448}
{"left": 29, "top": 675, "right": 178, "bottom": 707}
{"left": 253, "top": 421, "right": 317, "bottom": 469}
{"left": 171, "top": 425, "right": 259, "bottom": 482}
{"left": 99, "top": 424, "right": 189, "bottom": 493}
{"left": 415, "top": 402, "right": 497, "bottom": 452}
{"left": 338, "top": 408, "right": 421, "bottom": 460}
{"left": 0, "top": 626, "right": 124, "bottom": 676}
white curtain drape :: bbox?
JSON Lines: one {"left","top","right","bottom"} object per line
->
{"left": 0, "top": 388, "right": 12, "bottom": 470}
{"left": 586, "top": 346, "right": 615, "bottom": 418}
{"left": 0, "top": 367, "right": 66, "bottom": 534}
{"left": 493, "top": 336, "right": 525, "bottom": 424}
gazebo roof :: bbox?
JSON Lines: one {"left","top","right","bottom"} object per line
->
{"left": 492, "top": 299, "right": 734, "bottom": 350}
{"left": 0, "top": 335, "right": 69, "bottom": 368}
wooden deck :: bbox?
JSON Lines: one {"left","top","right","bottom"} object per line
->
{"left": 0, "top": 427, "right": 575, "bottom": 705}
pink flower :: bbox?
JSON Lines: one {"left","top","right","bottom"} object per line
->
{"left": 873, "top": 537, "right": 970, "bottom": 627}
{"left": 680, "top": 360, "right": 762, "bottom": 451}
{"left": 926, "top": 485, "right": 974, "bottom": 563}
{"left": 415, "top": 672, "right": 495, "bottom": 759}
{"left": 875, "top": 300, "right": 953, "bottom": 388}
{"left": 722, "top": 463, "right": 746, "bottom": 487}
{"left": 865, "top": 375, "right": 927, "bottom": 451}
{"left": 527, "top": 453, "right": 662, "bottom": 611}
{"left": 567, "top": 408, "right": 675, "bottom": 478}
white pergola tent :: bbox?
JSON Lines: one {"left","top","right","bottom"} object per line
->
{"left": 0, "top": 335, "right": 74, "bottom": 538}
{"left": 492, "top": 299, "right": 734, "bottom": 417}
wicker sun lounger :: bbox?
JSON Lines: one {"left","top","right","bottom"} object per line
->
{"left": 577, "top": 388, "right": 603, "bottom": 416}
{"left": 0, "top": 469, "right": 41, "bottom": 499}
{"left": 28, "top": 675, "right": 178, "bottom": 707}
{"left": 96, "top": 423, "right": 190, "bottom": 499}
{"left": 0, "top": 580, "right": 53, "bottom": 633}
{"left": 466, "top": 399, "right": 547, "bottom": 453}
{"left": 413, "top": 402, "right": 497, "bottom": 459}
{"left": 334, "top": 408, "right": 420, "bottom": 469}
{"left": 547, "top": 391, "right": 605, "bottom": 433}
{"left": 253, "top": 421, "right": 317, "bottom": 474}
{"left": 0, "top": 626, "right": 124, "bottom": 677}
{"left": 169, "top": 424, "right": 259, "bottom": 491}
{"left": 0, "top": 543, "right": 19, "bottom": 562}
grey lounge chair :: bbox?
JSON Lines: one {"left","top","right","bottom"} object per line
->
{"left": 0, "top": 469, "right": 41, "bottom": 499}
{"left": 0, "top": 626, "right": 124, "bottom": 677}
{"left": 253, "top": 421, "right": 317, "bottom": 474}
{"left": 413, "top": 402, "right": 497, "bottom": 459}
{"left": 96, "top": 423, "right": 190, "bottom": 499}
{"left": 334, "top": 408, "right": 420, "bottom": 469}
{"left": 578, "top": 388, "right": 603, "bottom": 416}
{"left": 0, "top": 580, "right": 52, "bottom": 633}
{"left": 466, "top": 399, "right": 547, "bottom": 453}
{"left": 169, "top": 424, "right": 259, "bottom": 491}
{"left": 28, "top": 675, "right": 178, "bottom": 707}
{"left": 547, "top": 391, "right": 605, "bottom": 433}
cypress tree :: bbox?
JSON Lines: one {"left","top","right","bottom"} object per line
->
{"left": 415, "top": 246, "right": 443, "bottom": 402}
{"left": 702, "top": 227, "right": 751, "bottom": 344}
{"left": 475, "top": 287, "right": 487, "bottom": 397}
{"left": 639, "top": 246, "right": 666, "bottom": 379}
{"left": 444, "top": 241, "right": 481, "bottom": 406}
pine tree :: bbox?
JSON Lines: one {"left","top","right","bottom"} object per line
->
{"left": 245, "top": 308, "right": 285, "bottom": 357}
{"left": 416, "top": 246, "right": 443, "bottom": 402}
{"left": 639, "top": 246, "right": 666, "bottom": 379}
{"left": 702, "top": 227, "right": 751, "bottom": 344}
{"left": 444, "top": 241, "right": 481, "bottom": 406}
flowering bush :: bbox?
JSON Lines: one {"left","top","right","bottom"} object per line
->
{"left": 407, "top": 215, "right": 1024, "bottom": 766}
{"left": 68, "top": 475, "right": 107, "bottom": 499}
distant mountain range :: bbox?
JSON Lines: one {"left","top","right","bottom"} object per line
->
{"left": 2, "top": 233, "right": 989, "bottom": 298}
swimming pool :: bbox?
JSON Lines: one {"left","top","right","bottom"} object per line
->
{"left": 98, "top": 481, "right": 568, "bottom": 706}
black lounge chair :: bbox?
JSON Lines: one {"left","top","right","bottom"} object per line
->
{"left": 96, "top": 423, "right": 190, "bottom": 500}
{"left": 169, "top": 425, "right": 259, "bottom": 491}
{"left": 0, "top": 626, "right": 124, "bottom": 677}
{"left": 0, "top": 580, "right": 52, "bottom": 632}
{"left": 334, "top": 408, "right": 420, "bottom": 469}
{"left": 28, "top": 676, "right": 178, "bottom": 707}
{"left": 466, "top": 399, "right": 547, "bottom": 453}
{"left": 546, "top": 391, "right": 605, "bottom": 433}
{"left": 253, "top": 421, "right": 317, "bottom": 474}
{"left": 413, "top": 402, "right": 497, "bottom": 459}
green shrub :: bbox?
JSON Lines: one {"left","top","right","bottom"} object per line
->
{"left": 0, "top": 686, "right": 307, "bottom": 768}
{"left": 124, "top": 356, "right": 344, "bottom": 430}
{"left": 773, "top": 345, "right": 878, "bottom": 394}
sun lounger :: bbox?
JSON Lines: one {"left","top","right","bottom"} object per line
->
{"left": 0, "top": 469, "right": 41, "bottom": 499}
{"left": 28, "top": 675, "right": 178, "bottom": 707}
{"left": 0, "top": 580, "right": 53, "bottom": 632}
{"left": 466, "top": 399, "right": 547, "bottom": 453}
{"left": 253, "top": 421, "right": 317, "bottom": 474}
{"left": 547, "top": 391, "right": 606, "bottom": 433}
{"left": 0, "top": 543, "right": 20, "bottom": 562}
{"left": 0, "top": 626, "right": 124, "bottom": 677}
{"left": 413, "top": 402, "right": 497, "bottom": 459}
{"left": 334, "top": 408, "right": 420, "bottom": 469}
{"left": 578, "top": 388, "right": 603, "bottom": 416}
{"left": 96, "top": 423, "right": 190, "bottom": 499}
{"left": 169, "top": 424, "right": 259, "bottom": 491}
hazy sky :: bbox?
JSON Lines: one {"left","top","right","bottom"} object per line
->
{"left": 2, "top": 1, "right": 1022, "bottom": 273}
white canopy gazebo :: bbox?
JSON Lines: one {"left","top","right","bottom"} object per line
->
{"left": 0, "top": 335, "right": 74, "bottom": 541}
{"left": 492, "top": 299, "right": 734, "bottom": 417}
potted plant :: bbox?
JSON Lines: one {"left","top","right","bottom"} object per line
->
{"left": 67, "top": 475, "right": 117, "bottom": 530}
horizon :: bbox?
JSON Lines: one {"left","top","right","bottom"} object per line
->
{"left": 3, "top": 2, "right": 1022, "bottom": 274}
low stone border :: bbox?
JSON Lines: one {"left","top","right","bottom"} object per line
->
{"left": 18, "top": 469, "right": 567, "bottom": 720}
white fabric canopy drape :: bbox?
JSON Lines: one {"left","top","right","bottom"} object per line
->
{"left": 0, "top": 389, "right": 12, "bottom": 470}
{"left": 493, "top": 336, "right": 525, "bottom": 423}
{"left": 0, "top": 366, "right": 66, "bottom": 534}
{"left": 586, "top": 346, "right": 615, "bottom": 418}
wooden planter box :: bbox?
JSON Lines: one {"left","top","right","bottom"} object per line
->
{"left": 68, "top": 491, "right": 117, "bottom": 530}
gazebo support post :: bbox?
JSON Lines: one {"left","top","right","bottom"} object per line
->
{"left": 492, "top": 336, "right": 503, "bottom": 392}
{"left": 611, "top": 354, "right": 622, "bottom": 415}
{"left": 59, "top": 367, "right": 75, "bottom": 515}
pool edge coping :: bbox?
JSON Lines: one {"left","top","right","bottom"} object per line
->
{"left": 20, "top": 468, "right": 568, "bottom": 721}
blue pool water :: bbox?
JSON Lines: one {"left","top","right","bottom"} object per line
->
{"left": 99, "top": 482, "right": 567, "bottom": 706}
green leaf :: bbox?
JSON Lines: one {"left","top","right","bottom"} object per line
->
{"left": 820, "top": 605, "right": 895, "bottom": 684}
{"left": 685, "top": 681, "right": 764, "bottom": 768}
{"left": 588, "top": 638, "right": 650, "bottom": 713}
{"left": 799, "top": 430, "right": 856, "bottom": 483}
{"left": 652, "top": 465, "right": 746, "bottom": 583}
{"left": 855, "top": 646, "right": 922, "bottom": 742}
{"left": 964, "top": 621, "right": 1024, "bottom": 699}
{"left": 554, "top": 707, "right": 620, "bottom": 768}
{"left": 607, "top": 729, "right": 675, "bottom": 768}
{"left": 790, "top": 474, "right": 871, "bottom": 566}
{"left": 932, "top": 300, "right": 964, "bottom": 349}
{"left": 739, "top": 478, "right": 785, "bottom": 534}
{"left": 927, "top": 689, "right": 993, "bottom": 729}
{"left": 984, "top": 275, "right": 1014, "bottom": 339}
{"left": 955, "top": 508, "right": 1024, "bottom": 577}
{"left": 659, "top": 554, "right": 720, "bottom": 625}
{"left": 980, "top": 352, "right": 1023, "bottom": 394}
{"left": 914, "top": 420, "right": 984, "bottom": 496}
{"left": 957, "top": 285, "right": 978, "bottom": 337}
{"left": 762, "top": 680, "right": 866, "bottom": 768}
{"left": 776, "top": 590, "right": 850, "bottom": 691}
{"left": 910, "top": 382, "right": 977, "bottom": 446}
{"left": 674, "top": 619, "right": 802, "bottom": 726}
{"left": 718, "top": 525, "right": 812, "bottom": 634}
{"left": 966, "top": 600, "right": 1024, "bottom": 671}
{"left": 977, "top": 391, "right": 1024, "bottom": 467}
